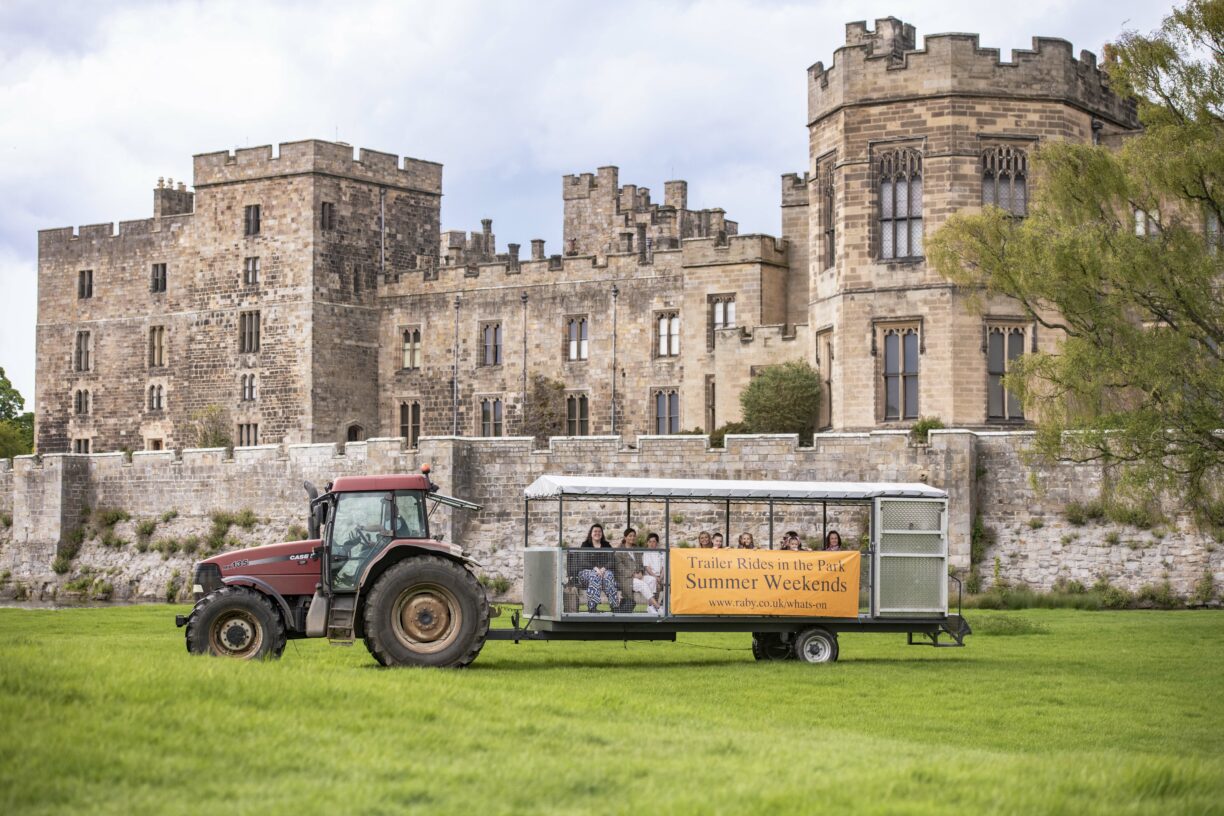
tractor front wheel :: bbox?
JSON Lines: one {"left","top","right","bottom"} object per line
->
{"left": 362, "top": 556, "right": 489, "bottom": 668}
{"left": 186, "top": 586, "right": 286, "bottom": 660}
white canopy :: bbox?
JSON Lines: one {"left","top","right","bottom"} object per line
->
{"left": 523, "top": 475, "right": 946, "bottom": 502}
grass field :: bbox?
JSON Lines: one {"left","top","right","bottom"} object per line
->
{"left": 0, "top": 607, "right": 1222, "bottom": 815}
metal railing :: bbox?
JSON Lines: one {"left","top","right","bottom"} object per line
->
{"left": 561, "top": 548, "right": 667, "bottom": 617}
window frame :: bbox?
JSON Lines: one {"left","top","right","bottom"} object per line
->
{"left": 566, "top": 316, "right": 589, "bottom": 362}
{"left": 565, "top": 393, "right": 590, "bottom": 436}
{"left": 148, "top": 326, "right": 166, "bottom": 368}
{"left": 237, "top": 423, "right": 260, "bottom": 447}
{"left": 74, "top": 331, "right": 92, "bottom": 372}
{"left": 651, "top": 387, "right": 680, "bottom": 435}
{"left": 818, "top": 156, "right": 836, "bottom": 269}
{"left": 479, "top": 322, "right": 503, "bottom": 367}
{"left": 981, "top": 145, "right": 1029, "bottom": 217}
{"left": 400, "top": 326, "right": 422, "bottom": 370}
{"left": 874, "top": 321, "right": 922, "bottom": 422}
{"left": 321, "top": 201, "right": 336, "bottom": 232}
{"left": 239, "top": 311, "right": 261, "bottom": 354}
{"left": 150, "top": 263, "right": 167, "bottom": 294}
{"left": 479, "top": 397, "right": 503, "bottom": 436}
{"left": 655, "top": 310, "right": 680, "bottom": 358}
{"left": 244, "top": 204, "right": 261, "bottom": 237}
{"left": 876, "top": 147, "right": 924, "bottom": 261}
{"left": 243, "top": 256, "right": 260, "bottom": 286}
{"left": 399, "top": 400, "right": 422, "bottom": 447}
{"left": 815, "top": 328, "right": 834, "bottom": 431}
{"left": 77, "top": 269, "right": 93, "bottom": 300}
{"left": 985, "top": 322, "right": 1028, "bottom": 422}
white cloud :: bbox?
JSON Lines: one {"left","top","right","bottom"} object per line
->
{"left": 0, "top": 0, "right": 1170, "bottom": 401}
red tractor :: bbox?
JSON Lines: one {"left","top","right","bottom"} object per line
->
{"left": 176, "top": 467, "right": 490, "bottom": 667}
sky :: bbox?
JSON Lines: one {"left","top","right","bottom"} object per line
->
{"left": 0, "top": 0, "right": 1170, "bottom": 405}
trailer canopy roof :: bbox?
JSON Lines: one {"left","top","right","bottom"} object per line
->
{"left": 524, "top": 475, "right": 946, "bottom": 502}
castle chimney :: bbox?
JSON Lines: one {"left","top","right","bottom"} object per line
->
{"left": 530, "top": 239, "right": 545, "bottom": 261}
{"left": 508, "top": 243, "right": 520, "bottom": 262}
{"left": 481, "top": 218, "right": 494, "bottom": 257}
{"left": 154, "top": 179, "right": 195, "bottom": 219}
{"left": 664, "top": 180, "right": 687, "bottom": 211}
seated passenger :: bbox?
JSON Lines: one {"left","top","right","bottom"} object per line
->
{"left": 824, "top": 530, "right": 843, "bottom": 551}
{"left": 712, "top": 533, "right": 726, "bottom": 549}
{"left": 620, "top": 528, "right": 638, "bottom": 548}
{"left": 633, "top": 569, "right": 663, "bottom": 616}
{"left": 611, "top": 528, "right": 640, "bottom": 612}
{"left": 642, "top": 533, "right": 665, "bottom": 587}
{"left": 697, "top": 531, "right": 713, "bottom": 548}
{"left": 737, "top": 532, "right": 755, "bottom": 549}
{"left": 779, "top": 533, "right": 799, "bottom": 551}
{"left": 577, "top": 523, "right": 622, "bottom": 612}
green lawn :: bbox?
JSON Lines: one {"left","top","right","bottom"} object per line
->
{"left": 0, "top": 607, "right": 1221, "bottom": 815}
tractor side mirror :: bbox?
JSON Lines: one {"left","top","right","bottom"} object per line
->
{"left": 381, "top": 495, "right": 396, "bottom": 536}
{"left": 308, "top": 502, "right": 326, "bottom": 539}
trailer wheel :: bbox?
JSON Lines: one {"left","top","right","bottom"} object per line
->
{"left": 794, "top": 627, "right": 839, "bottom": 664}
{"left": 751, "top": 632, "right": 794, "bottom": 661}
{"left": 185, "top": 586, "right": 286, "bottom": 660}
{"left": 363, "top": 556, "right": 489, "bottom": 668}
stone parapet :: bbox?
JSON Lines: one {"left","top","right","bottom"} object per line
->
{"left": 193, "top": 139, "right": 442, "bottom": 194}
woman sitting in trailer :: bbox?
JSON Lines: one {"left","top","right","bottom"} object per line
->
{"left": 576, "top": 523, "right": 622, "bottom": 612}
{"left": 824, "top": 530, "right": 843, "bottom": 551}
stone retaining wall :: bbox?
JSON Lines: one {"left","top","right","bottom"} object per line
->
{"left": 0, "top": 431, "right": 1218, "bottom": 602}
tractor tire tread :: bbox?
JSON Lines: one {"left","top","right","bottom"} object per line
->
{"left": 185, "top": 585, "right": 287, "bottom": 659}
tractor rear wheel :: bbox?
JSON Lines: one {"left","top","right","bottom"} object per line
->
{"left": 362, "top": 556, "right": 489, "bottom": 668}
{"left": 186, "top": 586, "right": 286, "bottom": 660}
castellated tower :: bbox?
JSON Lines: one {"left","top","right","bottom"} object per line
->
{"left": 797, "top": 18, "right": 1138, "bottom": 430}
{"left": 37, "top": 140, "right": 442, "bottom": 452}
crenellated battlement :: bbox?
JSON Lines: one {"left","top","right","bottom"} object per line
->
{"left": 680, "top": 233, "right": 788, "bottom": 268}
{"left": 808, "top": 18, "right": 1138, "bottom": 127}
{"left": 781, "top": 173, "right": 809, "bottom": 207}
{"left": 193, "top": 139, "right": 442, "bottom": 194}
{"left": 38, "top": 214, "right": 193, "bottom": 252}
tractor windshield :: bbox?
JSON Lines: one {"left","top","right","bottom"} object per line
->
{"left": 330, "top": 490, "right": 427, "bottom": 591}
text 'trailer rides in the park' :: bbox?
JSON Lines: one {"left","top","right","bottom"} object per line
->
{"left": 176, "top": 467, "right": 970, "bottom": 666}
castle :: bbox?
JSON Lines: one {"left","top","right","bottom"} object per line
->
{"left": 35, "top": 18, "right": 1140, "bottom": 454}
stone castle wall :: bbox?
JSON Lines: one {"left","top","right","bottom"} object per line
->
{"left": 1, "top": 432, "right": 1218, "bottom": 603}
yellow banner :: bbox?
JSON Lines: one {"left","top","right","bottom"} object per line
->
{"left": 668, "top": 549, "right": 860, "bottom": 617}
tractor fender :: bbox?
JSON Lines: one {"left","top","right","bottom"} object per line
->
{"left": 220, "top": 575, "right": 296, "bottom": 629}
{"left": 350, "top": 541, "right": 482, "bottom": 638}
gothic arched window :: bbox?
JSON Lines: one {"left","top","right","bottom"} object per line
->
{"left": 982, "top": 146, "right": 1028, "bottom": 217}
{"left": 878, "top": 148, "right": 923, "bottom": 260}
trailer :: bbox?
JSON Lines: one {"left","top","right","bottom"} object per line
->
{"left": 178, "top": 468, "right": 968, "bottom": 667}
{"left": 488, "top": 475, "right": 971, "bottom": 663}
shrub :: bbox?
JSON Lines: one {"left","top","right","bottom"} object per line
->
{"left": 154, "top": 538, "right": 180, "bottom": 559}
{"left": 1027, "top": 518, "right": 1044, "bottom": 530}
{"left": 91, "top": 581, "right": 113, "bottom": 601}
{"left": 0, "top": 570, "right": 9, "bottom": 584}
{"left": 0, "top": 512, "right": 11, "bottom": 528}
{"left": 1064, "top": 500, "right": 1107, "bottom": 526}
{"left": 739, "top": 360, "right": 821, "bottom": 444}
{"left": 99, "top": 530, "right": 127, "bottom": 549}
{"left": 1135, "top": 581, "right": 1180, "bottom": 609}
{"left": 51, "top": 556, "right": 72, "bottom": 575}
{"left": 909, "top": 416, "right": 945, "bottom": 444}
{"left": 94, "top": 508, "right": 131, "bottom": 528}
{"left": 1106, "top": 502, "right": 1162, "bottom": 530}
{"left": 970, "top": 516, "right": 994, "bottom": 566}
{"left": 1100, "top": 584, "right": 1134, "bottom": 610}
{"left": 165, "top": 570, "right": 184, "bottom": 603}
{"left": 709, "top": 422, "right": 750, "bottom": 449}
{"left": 135, "top": 538, "right": 150, "bottom": 554}
{"left": 160, "top": 509, "right": 179, "bottom": 523}
{"left": 1192, "top": 570, "right": 1216, "bottom": 605}
{"left": 1105, "top": 531, "right": 1121, "bottom": 546}
{"left": 520, "top": 375, "right": 567, "bottom": 445}
{"left": 136, "top": 519, "right": 158, "bottom": 539}
{"left": 182, "top": 535, "right": 200, "bottom": 555}
{"left": 964, "top": 569, "right": 982, "bottom": 595}
{"left": 287, "top": 524, "right": 309, "bottom": 541}
{"left": 64, "top": 574, "right": 93, "bottom": 593}
{"left": 491, "top": 577, "right": 511, "bottom": 595}
{"left": 60, "top": 527, "right": 86, "bottom": 561}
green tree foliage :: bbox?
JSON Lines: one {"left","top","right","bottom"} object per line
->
{"left": 739, "top": 360, "right": 821, "bottom": 444}
{"left": 190, "top": 406, "right": 233, "bottom": 449}
{"left": 928, "top": 1, "right": 1224, "bottom": 507}
{"left": 521, "top": 375, "right": 566, "bottom": 445}
{"left": 0, "top": 367, "right": 33, "bottom": 458}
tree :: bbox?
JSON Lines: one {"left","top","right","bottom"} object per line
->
{"left": 0, "top": 367, "right": 33, "bottom": 458}
{"left": 928, "top": 0, "right": 1224, "bottom": 507}
{"left": 520, "top": 375, "right": 566, "bottom": 445}
{"left": 739, "top": 360, "right": 821, "bottom": 444}
{"left": 191, "top": 406, "right": 233, "bottom": 449}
